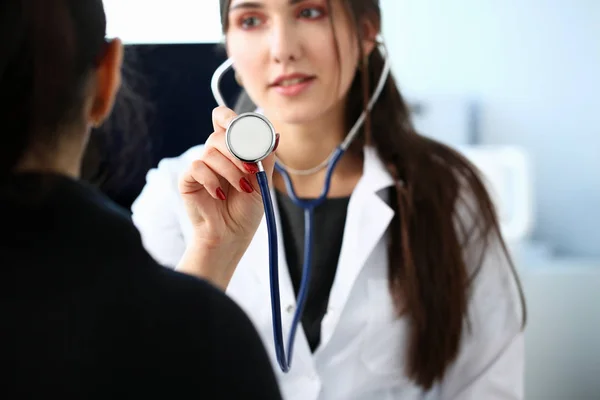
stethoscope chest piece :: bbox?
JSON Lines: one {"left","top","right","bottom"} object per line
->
{"left": 225, "top": 112, "right": 276, "bottom": 163}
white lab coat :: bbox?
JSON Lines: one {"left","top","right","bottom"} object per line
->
{"left": 131, "top": 145, "right": 524, "bottom": 400}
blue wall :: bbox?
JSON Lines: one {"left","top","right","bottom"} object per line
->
{"left": 382, "top": 0, "right": 600, "bottom": 257}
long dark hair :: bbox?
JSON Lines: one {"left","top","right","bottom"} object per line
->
{"left": 219, "top": 0, "right": 526, "bottom": 390}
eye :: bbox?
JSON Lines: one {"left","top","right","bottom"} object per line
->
{"left": 298, "top": 7, "right": 324, "bottom": 19}
{"left": 240, "top": 15, "right": 263, "bottom": 29}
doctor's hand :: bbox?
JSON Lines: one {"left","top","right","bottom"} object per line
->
{"left": 176, "top": 106, "right": 279, "bottom": 289}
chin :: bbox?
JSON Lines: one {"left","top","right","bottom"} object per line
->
{"left": 263, "top": 98, "right": 333, "bottom": 125}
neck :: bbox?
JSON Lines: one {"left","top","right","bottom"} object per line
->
{"left": 270, "top": 109, "right": 346, "bottom": 172}
{"left": 268, "top": 106, "right": 364, "bottom": 198}
{"left": 15, "top": 134, "right": 87, "bottom": 179}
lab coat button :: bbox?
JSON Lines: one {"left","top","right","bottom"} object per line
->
{"left": 286, "top": 305, "right": 294, "bottom": 313}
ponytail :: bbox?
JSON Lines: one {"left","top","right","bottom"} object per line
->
{"left": 349, "top": 43, "right": 526, "bottom": 389}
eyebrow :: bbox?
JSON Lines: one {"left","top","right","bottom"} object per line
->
{"left": 230, "top": 0, "right": 308, "bottom": 11}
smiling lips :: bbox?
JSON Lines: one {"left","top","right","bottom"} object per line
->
{"left": 270, "top": 73, "right": 316, "bottom": 96}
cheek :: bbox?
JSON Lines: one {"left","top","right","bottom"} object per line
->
{"left": 226, "top": 38, "right": 266, "bottom": 84}
{"left": 328, "top": 41, "right": 359, "bottom": 94}
{"left": 311, "top": 26, "right": 359, "bottom": 87}
{"left": 308, "top": 38, "right": 345, "bottom": 90}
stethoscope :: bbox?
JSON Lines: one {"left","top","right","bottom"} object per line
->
{"left": 210, "top": 38, "right": 391, "bottom": 372}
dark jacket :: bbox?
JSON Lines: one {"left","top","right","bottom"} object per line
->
{"left": 0, "top": 173, "right": 282, "bottom": 399}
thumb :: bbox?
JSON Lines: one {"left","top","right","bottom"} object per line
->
{"left": 212, "top": 106, "right": 238, "bottom": 133}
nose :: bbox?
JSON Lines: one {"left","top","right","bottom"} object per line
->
{"left": 269, "top": 19, "right": 301, "bottom": 63}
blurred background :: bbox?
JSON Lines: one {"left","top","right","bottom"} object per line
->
{"left": 93, "top": 1, "right": 600, "bottom": 398}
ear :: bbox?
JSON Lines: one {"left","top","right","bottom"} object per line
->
{"left": 89, "top": 38, "right": 124, "bottom": 127}
{"left": 360, "top": 17, "right": 379, "bottom": 58}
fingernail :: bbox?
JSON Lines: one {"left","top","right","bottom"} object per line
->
{"left": 273, "top": 133, "right": 280, "bottom": 152}
{"left": 216, "top": 187, "right": 226, "bottom": 200}
{"left": 239, "top": 177, "right": 254, "bottom": 194}
{"left": 243, "top": 162, "right": 259, "bottom": 174}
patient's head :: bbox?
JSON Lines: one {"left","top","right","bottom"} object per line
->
{"left": 0, "top": 0, "right": 123, "bottom": 178}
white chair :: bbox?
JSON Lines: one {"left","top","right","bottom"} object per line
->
{"left": 457, "top": 145, "right": 535, "bottom": 256}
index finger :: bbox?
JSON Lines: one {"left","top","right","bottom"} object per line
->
{"left": 212, "top": 106, "right": 238, "bottom": 133}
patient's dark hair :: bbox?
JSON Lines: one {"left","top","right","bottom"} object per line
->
{"left": 0, "top": 0, "right": 149, "bottom": 189}
{"left": 219, "top": 0, "right": 526, "bottom": 390}
{"left": 0, "top": 0, "right": 107, "bottom": 177}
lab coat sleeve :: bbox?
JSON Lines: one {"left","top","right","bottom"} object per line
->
{"left": 131, "top": 158, "right": 187, "bottom": 269}
{"left": 437, "top": 228, "right": 525, "bottom": 400}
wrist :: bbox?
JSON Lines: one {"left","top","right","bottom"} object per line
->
{"left": 175, "top": 236, "right": 250, "bottom": 290}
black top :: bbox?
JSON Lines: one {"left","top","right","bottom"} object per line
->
{"left": 275, "top": 191, "right": 350, "bottom": 352}
{"left": 0, "top": 173, "right": 282, "bottom": 399}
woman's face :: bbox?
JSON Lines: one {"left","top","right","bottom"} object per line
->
{"left": 225, "top": 0, "right": 369, "bottom": 125}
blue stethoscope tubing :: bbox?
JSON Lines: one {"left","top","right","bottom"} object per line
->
{"left": 211, "top": 39, "right": 391, "bottom": 372}
{"left": 249, "top": 151, "right": 343, "bottom": 372}
{"left": 268, "top": 148, "right": 344, "bottom": 371}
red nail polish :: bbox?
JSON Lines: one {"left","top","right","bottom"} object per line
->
{"left": 216, "top": 187, "right": 226, "bottom": 200}
{"left": 273, "top": 133, "right": 280, "bottom": 152}
{"left": 239, "top": 177, "right": 254, "bottom": 193}
{"left": 243, "top": 162, "right": 259, "bottom": 174}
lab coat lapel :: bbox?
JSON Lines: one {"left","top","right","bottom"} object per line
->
{"left": 318, "top": 147, "right": 395, "bottom": 350}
